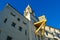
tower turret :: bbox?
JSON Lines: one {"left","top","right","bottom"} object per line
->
{"left": 24, "top": 5, "right": 35, "bottom": 16}
{"left": 24, "top": 5, "right": 38, "bottom": 22}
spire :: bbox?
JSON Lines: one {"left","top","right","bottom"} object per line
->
{"left": 26, "top": 4, "right": 31, "bottom": 10}
{"left": 24, "top": 4, "right": 36, "bottom": 20}
{"left": 24, "top": 4, "right": 35, "bottom": 16}
{"left": 25, "top": 4, "right": 32, "bottom": 13}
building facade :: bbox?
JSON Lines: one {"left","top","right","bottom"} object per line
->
{"left": 0, "top": 4, "right": 60, "bottom": 40}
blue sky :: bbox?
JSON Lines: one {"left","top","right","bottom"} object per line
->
{"left": 0, "top": 0, "right": 60, "bottom": 29}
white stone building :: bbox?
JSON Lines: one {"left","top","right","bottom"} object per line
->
{"left": 0, "top": 3, "right": 60, "bottom": 40}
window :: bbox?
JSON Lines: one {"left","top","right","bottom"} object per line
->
{"left": 25, "top": 30, "right": 27, "bottom": 35}
{"left": 10, "top": 12, "right": 15, "bottom": 17}
{"left": 4, "top": 18, "right": 7, "bottom": 23}
{"left": 46, "top": 31, "right": 48, "bottom": 35}
{"left": 55, "top": 32, "right": 60, "bottom": 38}
{"left": 19, "top": 26, "right": 22, "bottom": 31}
{"left": 23, "top": 21, "right": 27, "bottom": 25}
{"left": 17, "top": 18, "right": 20, "bottom": 21}
{"left": 7, "top": 36, "right": 12, "bottom": 40}
{"left": 53, "top": 38, "right": 58, "bottom": 40}
{"left": 59, "top": 34, "right": 60, "bottom": 38}
{"left": 11, "top": 22, "right": 16, "bottom": 27}
{"left": 0, "top": 30, "right": 1, "bottom": 33}
{"left": 57, "top": 34, "right": 59, "bottom": 37}
{"left": 48, "top": 38, "right": 50, "bottom": 40}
